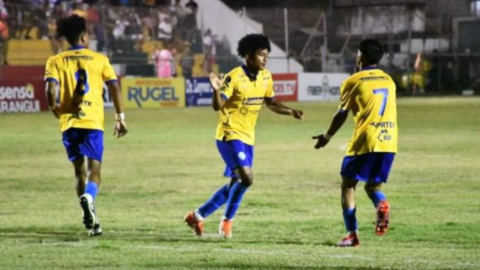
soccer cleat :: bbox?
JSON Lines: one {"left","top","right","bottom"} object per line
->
{"left": 219, "top": 219, "right": 233, "bottom": 239}
{"left": 376, "top": 200, "right": 390, "bottom": 236}
{"left": 89, "top": 222, "right": 103, "bottom": 237}
{"left": 79, "top": 194, "right": 97, "bottom": 230}
{"left": 184, "top": 211, "right": 204, "bottom": 236}
{"left": 338, "top": 233, "right": 360, "bottom": 247}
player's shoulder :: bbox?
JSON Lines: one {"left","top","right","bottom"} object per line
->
{"left": 260, "top": 68, "right": 272, "bottom": 80}
{"left": 225, "top": 66, "right": 245, "bottom": 82}
{"left": 85, "top": 49, "right": 110, "bottom": 62}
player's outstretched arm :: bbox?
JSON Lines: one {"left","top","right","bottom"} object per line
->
{"left": 265, "top": 98, "right": 304, "bottom": 120}
{"left": 45, "top": 81, "right": 60, "bottom": 119}
{"left": 108, "top": 81, "right": 128, "bottom": 138}
{"left": 312, "top": 110, "right": 348, "bottom": 149}
{"left": 210, "top": 73, "right": 227, "bottom": 111}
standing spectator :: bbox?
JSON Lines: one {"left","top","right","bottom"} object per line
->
{"left": 0, "top": 15, "right": 9, "bottom": 65}
{"left": 153, "top": 43, "right": 174, "bottom": 78}
{"left": 183, "top": 0, "right": 197, "bottom": 39}
{"left": 157, "top": 14, "right": 172, "bottom": 43}
{"left": 203, "top": 29, "right": 216, "bottom": 73}
{"left": 180, "top": 43, "right": 194, "bottom": 78}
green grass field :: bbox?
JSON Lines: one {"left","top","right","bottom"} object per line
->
{"left": 0, "top": 97, "right": 479, "bottom": 270}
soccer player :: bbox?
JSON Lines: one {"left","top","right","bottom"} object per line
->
{"left": 312, "top": 39, "right": 397, "bottom": 247}
{"left": 184, "top": 34, "right": 304, "bottom": 238}
{"left": 45, "top": 15, "right": 127, "bottom": 236}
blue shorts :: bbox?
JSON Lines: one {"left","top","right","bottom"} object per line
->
{"left": 341, "top": 152, "right": 395, "bottom": 183}
{"left": 216, "top": 139, "right": 254, "bottom": 178}
{"left": 62, "top": 128, "right": 104, "bottom": 162}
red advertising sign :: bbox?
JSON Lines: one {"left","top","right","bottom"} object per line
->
{"left": 0, "top": 80, "right": 48, "bottom": 113}
{"left": 272, "top": 73, "right": 298, "bottom": 101}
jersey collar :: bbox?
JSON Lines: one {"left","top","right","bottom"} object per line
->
{"left": 68, "top": 45, "right": 86, "bottom": 50}
{"left": 241, "top": 64, "right": 259, "bottom": 79}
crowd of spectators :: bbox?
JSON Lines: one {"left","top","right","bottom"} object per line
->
{"left": 0, "top": 0, "right": 223, "bottom": 75}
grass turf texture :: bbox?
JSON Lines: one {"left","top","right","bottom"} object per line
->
{"left": 0, "top": 97, "right": 479, "bottom": 270}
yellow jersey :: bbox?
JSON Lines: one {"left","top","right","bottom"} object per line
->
{"left": 45, "top": 46, "right": 118, "bottom": 132}
{"left": 215, "top": 66, "right": 275, "bottom": 145}
{"left": 339, "top": 68, "right": 398, "bottom": 156}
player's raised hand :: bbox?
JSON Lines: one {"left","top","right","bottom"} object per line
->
{"left": 292, "top": 109, "right": 304, "bottom": 121}
{"left": 312, "top": 134, "right": 329, "bottom": 149}
{"left": 114, "top": 120, "right": 128, "bottom": 138}
{"left": 209, "top": 72, "right": 224, "bottom": 91}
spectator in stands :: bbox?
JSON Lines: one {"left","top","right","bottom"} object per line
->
{"left": 203, "top": 29, "right": 216, "bottom": 73}
{"left": 112, "top": 12, "right": 129, "bottom": 51}
{"left": 180, "top": 42, "right": 193, "bottom": 78}
{"left": 31, "top": 4, "right": 49, "bottom": 39}
{"left": 183, "top": 0, "right": 197, "bottom": 39}
{"left": 0, "top": 14, "right": 8, "bottom": 65}
{"left": 171, "top": 0, "right": 187, "bottom": 28}
{"left": 185, "top": 0, "right": 198, "bottom": 11}
{"left": 153, "top": 43, "right": 175, "bottom": 78}
{"left": 157, "top": 12, "right": 173, "bottom": 43}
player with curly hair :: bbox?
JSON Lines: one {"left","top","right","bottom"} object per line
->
{"left": 184, "top": 34, "right": 304, "bottom": 238}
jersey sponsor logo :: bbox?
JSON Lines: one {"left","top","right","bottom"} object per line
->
{"left": 238, "top": 151, "right": 247, "bottom": 160}
{"left": 369, "top": 121, "right": 395, "bottom": 128}
{"left": 242, "top": 97, "right": 264, "bottom": 105}
{"left": 378, "top": 129, "right": 392, "bottom": 142}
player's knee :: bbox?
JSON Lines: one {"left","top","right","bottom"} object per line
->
{"left": 341, "top": 177, "right": 357, "bottom": 190}
{"left": 240, "top": 173, "right": 254, "bottom": 187}
{"left": 364, "top": 182, "right": 381, "bottom": 194}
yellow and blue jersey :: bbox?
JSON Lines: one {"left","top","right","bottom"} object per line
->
{"left": 45, "top": 46, "right": 118, "bottom": 132}
{"left": 215, "top": 65, "right": 275, "bottom": 145}
{"left": 339, "top": 67, "right": 398, "bottom": 156}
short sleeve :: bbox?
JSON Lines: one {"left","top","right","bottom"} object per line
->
{"left": 338, "top": 80, "right": 355, "bottom": 112}
{"left": 265, "top": 76, "right": 275, "bottom": 100}
{"left": 102, "top": 58, "right": 118, "bottom": 84}
{"left": 219, "top": 73, "right": 236, "bottom": 101}
{"left": 44, "top": 57, "right": 59, "bottom": 84}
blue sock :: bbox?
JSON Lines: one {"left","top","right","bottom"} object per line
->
{"left": 343, "top": 208, "right": 358, "bottom": 232}
{"left": 224, "top": 182, "right": 248, "bottom": 220}
{"left": 370, "top": 191, "right": 387, "bottom": 207}
{"left": 85, "top": 181, "right": 99, "bottom": 201}
{"left": 197, "top": 184, "right": 230, "bottom": 218}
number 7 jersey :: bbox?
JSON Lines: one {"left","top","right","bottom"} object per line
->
{"left": 44, "top": 47, "right": 118, "bottom": 132}
{"left": 339, "top": 68, "right": 398, "bottom": 156}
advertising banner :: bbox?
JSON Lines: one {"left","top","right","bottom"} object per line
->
{"left": 298, "top": 73, "right": 350, "bottom": 101}
{"left": 186, "top": 77, "right": 213, "bottom": 107}
{"left": 121, "top": 77, "right": 185, "bottom": 109}
{"left": 272, "top": 73, "right": 298, "bottom": 101}
{"left": 0, "top": 80, "right": 48, "bottom": 113}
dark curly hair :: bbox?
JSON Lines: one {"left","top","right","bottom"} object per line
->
{"left": 358, "top": 39, "right": 384, "bottom": 65}
{"left": 56, "top": 15, "right": 87, "bottom": 45}
{"left": 237, "top": 34, "right": 271, "bottom": 58}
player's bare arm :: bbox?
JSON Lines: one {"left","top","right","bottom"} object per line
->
{"left": 108, "top": 81, "right": 128, "bottom": 138}
{"left": 265, "top": 98, "right": 304, "bottom": 120}
{"left": 312, "top": 110, "right": 349, "bottom": 149}
{"left": 45, "top": 81, "right": 60, "bottom": 119}
{"left": 210, "top": 72, "right": 227, "bottom": 111}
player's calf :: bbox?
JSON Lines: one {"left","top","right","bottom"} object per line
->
{"left": 376, "top": 200, "right": 390, "bottom": 236}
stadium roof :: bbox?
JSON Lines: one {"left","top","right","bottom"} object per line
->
{"left": 334, "top": 0, "right": 427, "bottom": 7}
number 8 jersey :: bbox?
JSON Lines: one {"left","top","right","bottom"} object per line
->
{"left": 338, "top": 67, "right": 398, "bottom": 156}
{"left": 44, "top": 46, "right": 118, "bottom": 132}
